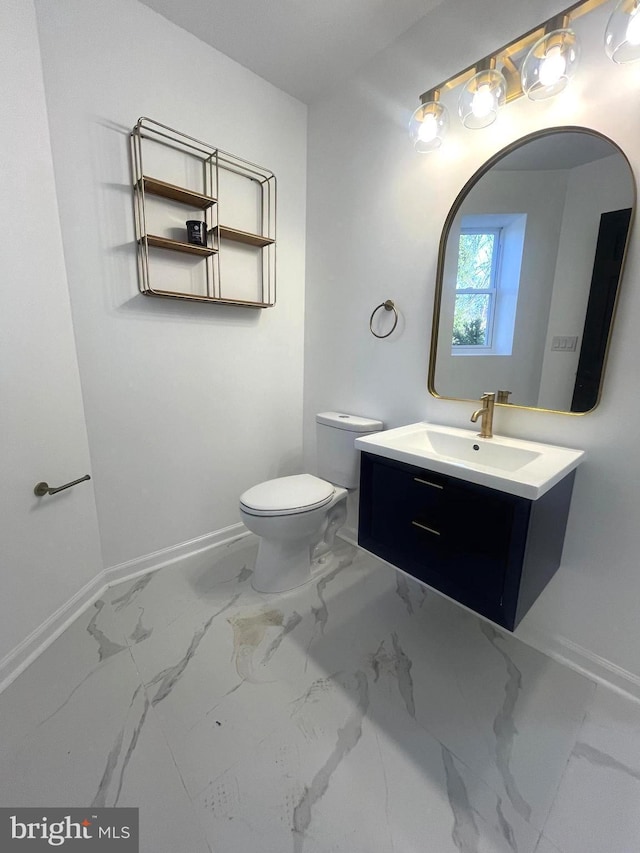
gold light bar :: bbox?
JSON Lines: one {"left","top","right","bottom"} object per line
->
{"left": 418, "top": 0, "right": 611, "bottom": 105}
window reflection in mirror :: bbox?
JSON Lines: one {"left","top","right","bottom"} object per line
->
{"left": 451, "top": 214, "right": 526, "bottom": 356}
{"left": 429, "top": 128, "right": 634, "bottom": 414}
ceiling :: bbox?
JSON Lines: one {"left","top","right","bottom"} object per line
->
{"left": 139, "top": 0, "right": 446, "bottom": 104}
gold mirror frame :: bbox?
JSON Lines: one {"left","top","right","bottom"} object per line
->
{"left": 428, "top": 126, "right": 635, "bottom": 415}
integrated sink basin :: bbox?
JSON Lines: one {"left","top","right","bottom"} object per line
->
{"left": 355, "top": 422, "right": 585, "bottom": 499}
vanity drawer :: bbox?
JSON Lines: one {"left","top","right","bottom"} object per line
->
{"left": 358, "top": 452, "right": 530, "bottom": 627}
{"left": 368, "top": 457, "right": 445, "bottom": 550}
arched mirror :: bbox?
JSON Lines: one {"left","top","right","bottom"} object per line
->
{"left": 428, "top": 127, "right": 635, "bottom": 414}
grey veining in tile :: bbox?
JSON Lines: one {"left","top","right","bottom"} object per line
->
{"left": 495, "top": 798, "right": 519, "bottom": 853}
{"left": 85, "top": 684, "right": 149, "bottom": 808}
{"left": 92, "top": 725, "right": 126, "bottom": 808}
{"left": 543, "top": 684, "right": 640, "bottom": 853}
{"left": 534, "top": 836, "right": 564, "bottom": 853}
{"left": 110, "top": 573, "right": 154, "bottom": 611}
{"left": 261, "top": 611, "right": 303, "bottom": 665}
{"left": 129, "top": 608, "right": 153, "bottom": 644}
{"left": 149, "top": 593, "right": 241, "bottom": 705}
{"left": 390, "top": 631, "right": 415, "bottom": 719}
{"left": 442, "top": 745, "right": 480, "bottom": 853}
{"left": 87, "top": 599, "right": 128, "bottom": 661}
{"left": 310, "top": 561, "right": 349, "bottom": 636}
{"left": 481, "top": 623, "right": 531, "bottom": 823}
{"left": 292, "top": 670, "right": 369, "bottom": 852}
{"left": 395, "top": 574, "right": 415, "bottom": 615}
{"left": 571, "top": 740, "right": 640, "bottom": 781}
{"left": 367, "top": 634, "right": 415, "bottom": 718}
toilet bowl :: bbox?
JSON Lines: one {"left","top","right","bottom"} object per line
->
{"left": 239, "top": 412, "right": 383, "bottom": 593}
{"left": 240, "top": 474, "right": 348, "bottom": 593}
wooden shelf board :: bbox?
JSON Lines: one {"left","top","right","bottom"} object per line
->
{"left": 143, "top": 289, "right": 272, "bottom": 308}
{"left": 141, "top": 235, "right": 217, "bottom": 256}
{"left": 218, "top": 225, "right": 275, "bottom": 248}
{"left": 139, "top": 176, "right": 216, "bottom": 209}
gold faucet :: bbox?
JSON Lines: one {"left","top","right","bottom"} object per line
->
{"left": 470, "top": 392, "right": 496, "bottom": 438}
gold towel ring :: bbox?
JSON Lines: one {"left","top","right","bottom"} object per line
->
{"left": 369, "top": 300, "right": 398, "bottom": 338}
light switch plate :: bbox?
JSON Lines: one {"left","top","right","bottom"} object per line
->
{"left": 551, "top": 336, "right": 578, "bottom": 352}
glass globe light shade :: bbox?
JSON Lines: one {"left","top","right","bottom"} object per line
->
{"left": 605, "top": 0, "right": 640, "bottom": 63}
{"left": 409, "top": 100, "right": 449, "bottom": 152}
{"left": 458, "top": 68, "right": 507, "bottom": 129}
{"left": 521, "top": 28, "right": 580, "bottom": 100}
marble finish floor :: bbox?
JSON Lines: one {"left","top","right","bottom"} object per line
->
{"left": 1, "top": 535, "right": 640, "bottom": 852}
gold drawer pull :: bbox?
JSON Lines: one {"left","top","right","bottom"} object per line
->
{"left": 412, "top": 520, "right": 441, "bottom": 536}
{"left": 414, "top": 477, "right": 444, "bottom": 490}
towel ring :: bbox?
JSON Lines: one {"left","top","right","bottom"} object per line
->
{"left": 369, "top": 300, "right": 398, "bottom": 338}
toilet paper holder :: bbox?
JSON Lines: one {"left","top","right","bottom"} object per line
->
{"left": 34, "top": 474, "right": 91, "bottom": 497}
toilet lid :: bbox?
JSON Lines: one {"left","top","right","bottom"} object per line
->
{"left": 240, "top": 474, "right": 335, "bottom": 515}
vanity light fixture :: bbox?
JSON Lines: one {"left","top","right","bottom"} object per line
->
{"left": 521, "top": 15, "right": 580, "bottom": 100}
{"left": 411, "top": 0, "right": 639, "bottom": 152}
{"left": 409, "top": 89, "right": 449, "bottom": 152}
{"left": 605, "top": 0, "right": 640, "bottom": 62}
{"left": 458, "top": 58, "right": 507, "bottom": 129}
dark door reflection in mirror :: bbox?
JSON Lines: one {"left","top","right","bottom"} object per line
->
{"left": 429, "top": 128, "right": 635, "bottom": 414}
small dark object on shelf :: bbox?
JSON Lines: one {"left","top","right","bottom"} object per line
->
{"left": 186, "top": 220, "right": 207, "bottom": 246}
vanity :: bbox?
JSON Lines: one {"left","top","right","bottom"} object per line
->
{"left": 356, "top": 424, "right": 584, "bottom": 631}
{"left": 357, "top": 125, "right": 634, "bottom": 630}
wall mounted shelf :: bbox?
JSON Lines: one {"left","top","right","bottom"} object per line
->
{"left": 138, "top": 176, "right": 217, "bottom": 209}
{"left": 131, "top": 118, "right": 276, "bottom": 308}
{"left": 141, "top": 235, "right": 218, "bottom": 256}
{"left": 218, "top": 225, "right": 275, "bottom": 248}
{"left": 143, "top": 288, "right": 269, "bottom": 308}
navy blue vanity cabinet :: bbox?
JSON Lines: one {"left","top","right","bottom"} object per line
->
{"left": 358, "top": 451, "right": 576, "bottom": 631}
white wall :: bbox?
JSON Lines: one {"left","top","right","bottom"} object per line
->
{"left": 34, "top": 0, "right": 308, "bottom": 569}
{"left": 304, "top": 0, "right": 640, "bottom": 681}
{"left": 0, "top": 1, "right": 103, "bottom": 661}
{"left": 538, "top": 153, "right": 634, "bottom": 411}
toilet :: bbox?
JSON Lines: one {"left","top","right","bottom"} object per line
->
{"left": 239, "top": 412, "right": 383, "bottom": 593}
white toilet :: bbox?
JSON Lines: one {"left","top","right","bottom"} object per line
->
{"left": 239, "top": 412, "right": 383, "bottom": 593}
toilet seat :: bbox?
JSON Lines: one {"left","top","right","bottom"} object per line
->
{"left": 240, "top": 474, "right": 335, "bottom": 517}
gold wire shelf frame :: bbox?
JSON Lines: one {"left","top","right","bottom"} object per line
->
{"left": 131, "top": 117, "right": 277, "bottom": 308}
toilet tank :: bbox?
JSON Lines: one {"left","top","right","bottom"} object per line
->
{"left": 316, "top": 412, "right": 383, "bottom": 488}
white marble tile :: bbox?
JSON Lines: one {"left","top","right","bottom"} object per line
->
{"left": 371, "top": 699, "right": 541, "bottom": 853}
{"left": 104, "top": 535, "right": 262, "bottom": 647}
{"left": 0, "top": 644, "right": 210, "bottom": 852}
{"left": 194, "top": 665, "right": 541, "bottom": 853}
{"left": 368, "top": 577, "right": 596, "bottom": 831}
{"left": 127, "top": 574, "right": 316, "bottom": 726}
{"left": 0, "top": 597, "right": 128, "bottom": 748}
{"left": 127, "top": 541, "right": 374, "bottom": 800}
{"left": 543, "top": 685, "right": 640, "bottom": 853}
{"left": 0, "top": 539, "right": 620, "bottom": 853}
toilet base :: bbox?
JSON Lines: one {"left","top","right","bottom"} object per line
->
{"left": 251, "top": 536, "right": 314, "bottom": 593}
{"left": 249, "top": 494, "right": 348, "bottom": 594}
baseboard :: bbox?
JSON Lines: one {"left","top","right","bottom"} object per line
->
{"left": 515, "top": 624, "right": 640, "bottom": 703}
{"left": 102, "top": 523, "right": 249, "bottom": 589}
{"left": 0, "top": 572, "right": 108, "bottom": 697}
{"left": 0, "top": 523, "right": 249, "bottom": 696}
